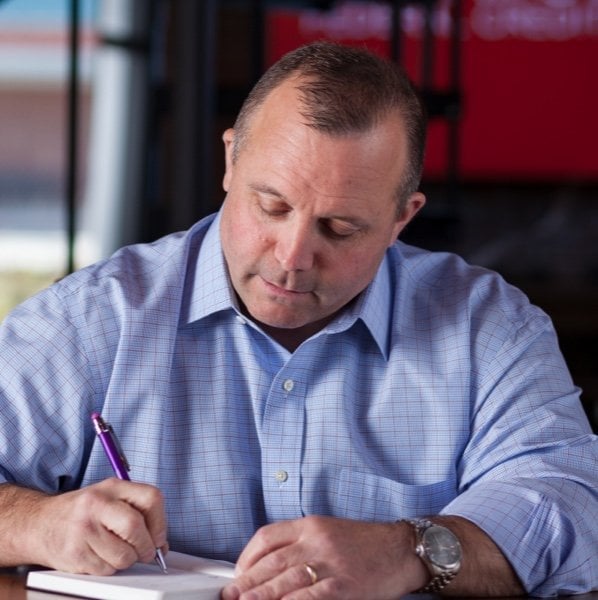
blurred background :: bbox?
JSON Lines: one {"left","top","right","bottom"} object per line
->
{"left": 0, "top": 0, "right": 596, "bottom": 430}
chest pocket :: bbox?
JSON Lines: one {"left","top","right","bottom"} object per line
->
{"left": 334, "top": 469, "right": 457, "bottom": 521}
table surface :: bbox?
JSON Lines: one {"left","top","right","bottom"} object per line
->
{"left": 2, "top": 571, "right": 598, "bottom": 600}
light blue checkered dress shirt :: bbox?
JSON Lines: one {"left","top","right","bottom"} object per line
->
{"left": 1, "top": 211, "right": 597, "bottom": 595}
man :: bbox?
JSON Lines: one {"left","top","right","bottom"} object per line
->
{"left": 0, "top": 42, "right": 596, "bottom": 599}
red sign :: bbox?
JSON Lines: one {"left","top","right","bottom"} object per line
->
{"left": 266, "top": 0, "right": 598, "bottom": 182}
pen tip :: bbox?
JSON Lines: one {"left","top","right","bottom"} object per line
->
{"left": 155, "top": 548, "right": 168, "bottom": 573}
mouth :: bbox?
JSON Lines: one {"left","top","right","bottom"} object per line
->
{"left": 261, "top": 277, "right": 312, "bottom": 296}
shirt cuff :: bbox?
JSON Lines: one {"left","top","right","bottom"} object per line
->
{"left": 441, "top": 480, "right": 591, "bottom": 596}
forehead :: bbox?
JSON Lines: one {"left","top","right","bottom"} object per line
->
{"left": 236, "top": 79, "right": 409, "bottom": 205}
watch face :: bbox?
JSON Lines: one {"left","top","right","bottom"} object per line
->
{"left": 423, "top": 525, "right": 462, "bottom": 568}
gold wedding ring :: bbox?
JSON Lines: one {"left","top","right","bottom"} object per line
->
{"left": 304, "top": 563, "right": 318, "bottom": 585}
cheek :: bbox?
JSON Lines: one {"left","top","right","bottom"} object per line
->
{"left": 334, "top": 244, "right": 387, "bottom": 288}
{"left": 223, "top": 208, "right": 269, "bottom": 267}
{"left": 239, "top": 222, "right": 270, "bottom": 254}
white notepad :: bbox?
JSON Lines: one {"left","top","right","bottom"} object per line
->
{"left": 26, "top": 551, "right": 236, "bottom": 600}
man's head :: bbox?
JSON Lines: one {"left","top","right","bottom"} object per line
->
{"left": 220, "top": 42, "right": 427, "bottom": 350}
{"left": 232, "top": 41, "right": 427, "bottom": 214}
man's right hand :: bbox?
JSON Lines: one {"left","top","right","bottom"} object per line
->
{"left": 0, "top": 479, "right": 168, "bottom": 575}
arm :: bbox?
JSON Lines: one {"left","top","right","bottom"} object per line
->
{"left": 0, "top": 281, "right": 159, "bottom": 573}
{"left": 220, "top": 514, "right": 522, "bottom": 600}
{"left": 449, "top": 309, "right": 598, "bottom": 596}
{"left": 0, "top": 480, "right": 167, "bottom": 574}
{"left": 433, "top": 516, "right": 523, "bottom": 597}
{"left": 221, "top": 314, "right": 597, "bottom": 599}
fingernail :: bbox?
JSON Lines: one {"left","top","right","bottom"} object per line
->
{"left": 221, "top": 583, "right": 240, "bottom": 600}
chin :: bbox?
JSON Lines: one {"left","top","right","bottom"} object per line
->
{"left": 261, "top": 317, "right": 309, "bottom": 330}
{"left": 250, "top": 310, "right": 311, "bottom": 330}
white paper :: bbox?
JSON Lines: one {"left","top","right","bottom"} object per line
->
{"left": 26, "top": 551, "right": 235, "bottom": 600}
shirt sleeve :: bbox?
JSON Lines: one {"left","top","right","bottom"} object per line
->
{"left": 442, "top": 308, "right": 598, "bottom": 596}
{"left": 0, "top": 283, "right": 98, "bottom": 492}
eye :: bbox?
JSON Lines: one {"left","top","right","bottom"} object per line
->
{"left": 257, "top": 196, "right": 290, "bottom": 217}
{"left": 322, "top": 219, "right": 361, "bottom": 239}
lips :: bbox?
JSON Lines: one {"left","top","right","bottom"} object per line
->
{"left": 261, "top": 276, "right": 312, "bottom": 295}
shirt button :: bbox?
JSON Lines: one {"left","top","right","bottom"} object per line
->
{"left": 282, "top": 379, "right": 294, "bottom": 392}
{"left": 275, "top": 470, "right": 288, "bottom": 483}
{"left": 236, "top": 315, "right": 247, "bottom": 325}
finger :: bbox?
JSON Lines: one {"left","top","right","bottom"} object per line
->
{"left": 222, "top": 562, "right": 322, "bottom": 600}
{"left": 159, "top": 540, "right": 170, "bottom": 556}
{"left": 49, "top": 505, "right": 135, "bottom": 575}
{"left": 53, "top": 533, "right": 116, "bottom": 575}
{"left": 235, "top": 521, "right": 300, "bottom": 573}
{"left": 224, "top": 542, "right": 319, "bottom": 600}
{"left": 111, "top": 479, "right": 168, "bottom": 549}
{"left": 98, "top": 496, "right": 158, "bottom": 563}
{"left": 93, "top": 478, "right": 168, "bottom": 558}
{"left": 84, "top": 523, "right": 139, "bottom": 574}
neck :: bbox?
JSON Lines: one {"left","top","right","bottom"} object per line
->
{"left": 237, "top": 298, "right": 345, "bottom": 352}
{"left": 258, "top": 322, "right": 325, "bottom": 353}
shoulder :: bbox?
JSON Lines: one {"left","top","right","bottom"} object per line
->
{"left": 387, "top": 241, "right": 551, "bottom": 334}
{"left": 389, "top": 241, "right": 505, "bottom": 290}
{"left": 68, "top": 217, "right": 213, "bottom": 298}
{"left": 6, "top": 215, "right": 216, "bottom": 331}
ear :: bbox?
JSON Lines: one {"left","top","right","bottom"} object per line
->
{"left": 389, "top": 192, "right": 426, "bottom": 245}
{"left": 222, "top": 128, "right": 235, "bottom": 192}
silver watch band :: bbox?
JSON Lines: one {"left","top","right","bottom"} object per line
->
{"left": 404, "top": 518, "right": 461, "bottom": 594}
{"left": 419, "top": 569, "right": 458, "bottom": 593}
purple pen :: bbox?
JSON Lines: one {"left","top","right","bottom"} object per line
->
{"left": 91, "top": 412, "right": 168, "bottom": 573}
{"left": 91, "top": 412, "right": 131, "bottom": 480}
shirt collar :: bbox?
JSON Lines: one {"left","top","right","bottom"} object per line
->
{"left": 185, "top": 211, "right": 393, "bottom": 359}
{"left": 185, "top": 210, "right": 239, "bottom": 324}
{"left": 321, "top": 255, "right": 392, "bottom": 360}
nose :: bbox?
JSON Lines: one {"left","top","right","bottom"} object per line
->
{"left": 274, "top": 220, "right": 316, "bottom": 272}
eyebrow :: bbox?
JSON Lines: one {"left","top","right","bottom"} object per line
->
{"left": 249, "top": 182, "right": 286, "bottom": 200}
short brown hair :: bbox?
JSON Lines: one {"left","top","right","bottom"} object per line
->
{"left": 232, "top": 41, "right": 427, "bottom": 212}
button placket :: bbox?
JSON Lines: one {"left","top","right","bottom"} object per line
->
{"left": 261, "top": 373, "right": 305, "bottom": 521}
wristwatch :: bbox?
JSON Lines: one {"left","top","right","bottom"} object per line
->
{"left": 405, "top": 518, "right": 462, "bottom": 593}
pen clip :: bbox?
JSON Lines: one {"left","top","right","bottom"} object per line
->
{"left": 92, "top": 413, "right": 131, "bottom": 473}
{"left": 105, "top": 422, "right": 131, "bottom": 473}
